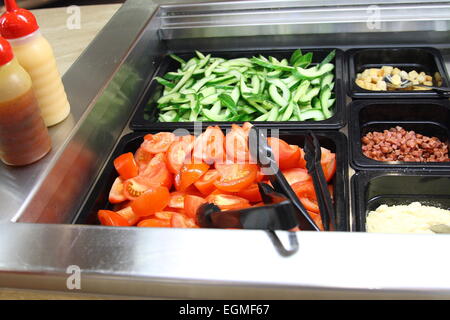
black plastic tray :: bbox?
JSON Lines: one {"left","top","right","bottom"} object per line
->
{"left": 351, "top": 170, "right": 450, "bottom": 232}
{"left": 74, "top": 129, "right": 350, "bottom": 231}
{"left": 346, "top": 47, "right": 450, "bottom": 99}
{"left": 129, "top": 48, "right": 346, "bottom": 131}
{"left": 348, "top": 99, "right": 450, "bottom": 171}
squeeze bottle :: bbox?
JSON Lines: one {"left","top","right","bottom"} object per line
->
{"left": 0, "top": 0, "right": 71, "bottom": 127}
{"left": 0, "top": 36, "right": 51, "bottom": 166}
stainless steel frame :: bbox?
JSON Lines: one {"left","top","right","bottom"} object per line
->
{"left": 1, "top": 0, "right": 450, "bottom": 298}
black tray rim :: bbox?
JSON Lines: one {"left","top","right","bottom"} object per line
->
{"left": 348, "top": 98, "right": 450, "bottom": 171}
{"left": 351, "top": 170, "right": 450, "bottom": 232}
{"left": 345, "top": 46, "right": 450, "bottom": 99}
{"left": 128, "top": 47, "right": 347, "bottom": 131}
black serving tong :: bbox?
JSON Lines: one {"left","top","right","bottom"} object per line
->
{"left": 195, "top": 126, "right": 320, "bottom": 232}
{"left": 303, "top": 131, "right": 336, "bottom": 231}
{"left": 196, "top": 183, "right": 299, "bottom": 230}
{"left": 248, "top": 126, "right": 320, "bottom": 231}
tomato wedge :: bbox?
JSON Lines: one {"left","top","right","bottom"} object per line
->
{"left": 282, "top": 168, "right": 312, "bottom": 186}
{"left": 236, "top": 183, "right": 262, "bottom": 203}
{"left": 166, "top": 138, "right": 194, "bottom": 174}
{"left": 142, "top": 132, "right": 176, "bottom": 154}
{"left": 171, "top": 213, "right": 198, "bottom": 228}
{"left": 116, "top": 206, "right": 139, "bottom": 225}
{"left": 291, "top": 181, "right": 317, "bottom": 201}
{"left": 138, "top": 219, "right": 171, "bottom": 228}
{"left": 123, "top": 176, "right": 154, "bottom": 201}
{"left": 193, "top": 169, "right": 220, "bottom": 195}
{"left": 298, "top": 147, "right": 307, "bottom": 168}
{"left": 114, "top": 152, "right": 139, "bottom": 180}
{"left": 130, "top": 186, "right": 170, "bottom": 217}
{"left": 134, "top": 147, "right": 153, "bottom": 173}
{"left": 308, "top": 210, "right": 324, "bottom": 231}
{"left": 214, "top": 163, "right": 258, "bottom": 193}
{"left": 184, "top": 194, "right": 207, "bottom": 219}
{"left": 193, "top": 126, "right": 224, "bottom": 165}
{"left": 177, "top": 163, "right": 209, "bottom": 192}
{"left": 321, "top": 148, "right": 337, "bottom": 182}
{"left": 98, "top": 210, "right": 130, "bottom": 227}
{"left": 168, "top": 191, "right": 186, "bottom": 209}
{"left": 109, "top": 177, "right": 127, "bottom": 203}
{"left": 141, "top": 153, "right": 173, "bottom": 189}
{"left": 206, "top": 194, "right": 250, "bottom": 211}
{"left": 225, "top": 124, "right": 250, "bottom": 163}
{"left": 267, "top": 137, "right": 301, "bottom": 170}
{"left": 155, "top": 211, "right": 176, "bottom": 220}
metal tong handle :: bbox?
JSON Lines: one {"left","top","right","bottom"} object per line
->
{"left": 303, "top": 131, "right": 336, "bottom": 231}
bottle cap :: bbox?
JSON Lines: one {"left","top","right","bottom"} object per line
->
{"left": 0, "top": 36, "right": 14, "bottom": 66}
{"left": 0, "top": 0, "right": 39, "bottom": 39}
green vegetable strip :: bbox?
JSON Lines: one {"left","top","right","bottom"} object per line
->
{"left": 154, "top": 50, "right": 337, "bottom": 122}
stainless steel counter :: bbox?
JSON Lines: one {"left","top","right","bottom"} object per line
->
{"left": 0, "top": 0, "right": 450, "bottom": 298}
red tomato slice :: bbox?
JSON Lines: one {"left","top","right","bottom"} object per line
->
{"left": 123, "top": 176, "right": 154, "bottom": 201}
{"left": 166, "top": 138, "right": 194, "bottom": 174}
{"left": 109, "top": 177, "right": 127, "bottom": 203}
{"left": 138, "top": 218, "right": 171, "bottom": 228}
{"left": 141, "top": 153, "right": 173, "bottom": 189}
{"left": 98, "top": 210, "right": 130, "bottom": 227}
{"left": 142, "top": 132, "right": 176, "bottom": 154}
{"left": 236, "top": 183, "right": 262, "bottom": 203}
{"left": 193, "top": 169, "right": 221, "bottom": 195}
{"left": 155, "top": 211, "right": 176, "bottom": 220}
{"left": 134, "top": 147, "right": 153, "bottom": 173}
{"left": 308, "top": 210, "right": 324, "bottom": 231}
{"left": 298, "top": 147, "right": 307, "bottom": 168}
{"left": 178, "top": 163, "right": 209, "bottom": 192}
{"left": 206, "top": 194, "right": 250, "bottom": 211}
{"left": 184, "top": 194, "right": 207, "bottom": 219}
{"left": 242, "top": 122, "right": 253, "bottom": 133}
{"left": 282, "top": 168, "right": 312, "bottom": 186}
{"left": 130, "top": 186, "right": 170, "bottom": 217}
{"left": 321, "top": 148, "right": 337, "bottom": 182}
{"left": 291, "top": 181, "right": 317, "bottom": 201}
{"left": 267, "top": 137, "right": 301, "bottom": 170}
{"left": 225, "top": 124, "right": 250, "bottom": 163}
{"left": 116, "top": 206, "right": 139, "bottom": 225}
{"left": 171, "top": 213, "right": 198, "bottom": 228}
{"left": 114, "top": 152, "right": 139, "bottom": 180}
{"left": 193, "top": 126, "right": 224, "bottom": 165}
{"left": 214, "top": 163, "right": 258, "bottom": 193}
{"left": 168, "top": 191, "right": 186, "bottom": 209}
{"left": 300, "top": 197, "right": 320, "bottom": 214}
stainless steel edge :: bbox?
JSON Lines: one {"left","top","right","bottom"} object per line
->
{"left": 159, "top": 1, "right": 450, "bottom": 40}
{"left": 0, "top": 223, "right": 450, "bottom": 299}
{"left": 0, "top": 0, "right": 450, "bottom": 299}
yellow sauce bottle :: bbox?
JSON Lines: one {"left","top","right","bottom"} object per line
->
{"left": 0, "top": 0, "right": 70, "bottom": 127}
{"left": 0, "top": 36, "right": 51, "bottom": 166}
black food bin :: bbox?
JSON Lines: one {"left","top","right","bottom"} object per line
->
{"left": 129, "top": 48, "right": 346, "bottom": 131}
{"left": 346, "top": 47, "right": 450, "bottom": 99}
{"left": 74, "top": 129, "right": 350, "bottom": 231}
{"left": 349, "top": 99, "right": 450, "bottom": 171}
{"left": 351, "top": 171, "right": 450, "bottom": 232}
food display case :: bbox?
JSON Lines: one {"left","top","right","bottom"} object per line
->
{"left": 1, "top": 0, "right": 450, "bottom": 299}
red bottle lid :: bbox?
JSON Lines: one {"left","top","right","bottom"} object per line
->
{"left": 0, "top": 0, "right": 39, "bottom": 39}
{"left": 0, "top": 36, "right": 14, "bottom": 66}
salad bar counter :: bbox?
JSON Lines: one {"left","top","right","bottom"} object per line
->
{"left": 1, "top": 0, "right": 450, "bottom": 299}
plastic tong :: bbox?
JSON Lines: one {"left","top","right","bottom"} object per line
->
{"left": 196, "top": 126, "right": 319, "bottom": 231}
{"left": 303, "top": 130, "right": 336, "bottom": 231}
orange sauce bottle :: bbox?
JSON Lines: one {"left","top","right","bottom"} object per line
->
{"left": 0, "top": 36, "right": 51, "bottom": 166}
